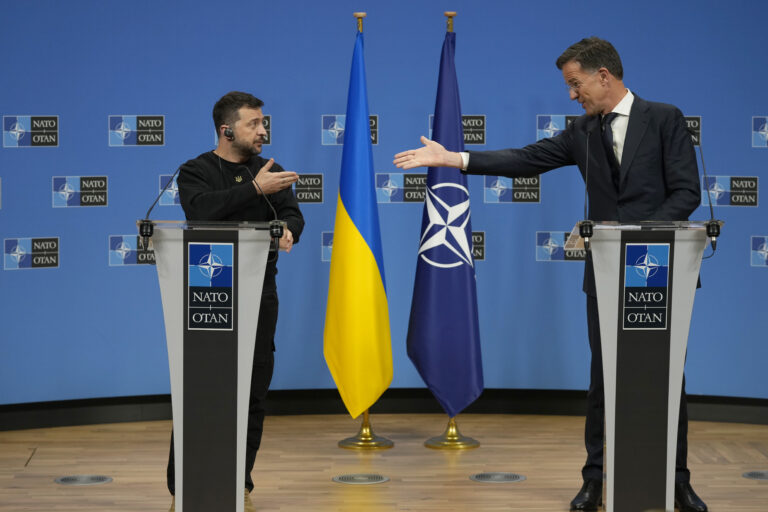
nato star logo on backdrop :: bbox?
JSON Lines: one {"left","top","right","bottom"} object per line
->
{"left": 4, "top": 238, "right": 30, "bottom": 269}
{"left": 109, "top": 115, "right": 164, "bottom": 146}
{"left": 321, "top": 232, "right": 333, "bottom": 262}
{"left": 751, "top": 236, "right": 768, "bottom": 267}
{"left": 378, "top": 173, "right": 427, "bottom": 203}
{"left": 109, "top": 236, "right": 137, "bottom": 265}
{"left": 321, "top": 115, "right": 377, "bottom": 145}
{"left": 321, "top": 115, "right": 345, "bottom": 145}
{"left": 52, "top": 176, "right": 108, "bottom": 207}
{"left": 418, "top": 182, "right": 474, "bottom": 269}
{"left": 159, "top": 174, "right": 180, "bottom": 206}
{"left": 703, "top": 176, "right": 728, "bottom": 205}
{"left": 52, "top": 177, "right": 78, "bottom": 207}
{"left": 3, "top": 116, "right": 28, "bottom": 147}
{"left": 376, "top": 173, "right": 404, "bottom": 203}
{"left": 109, "top": 116, "right": 136, "bottom": 145}
{"left": 537, "top": 231, "right": 585, "bottom": 261}
{"left": 484, "top": 176, "right": 513, "bottom": 203}
{"left": 537, "top": 115, "right": 566, "bottom": 140}
{"left": 109, "top": 235, "right": 155, "bottom": 266}
{"left": 752, "top": 116, "right": 768, "bottom": 148}
{"left": 536, "top": 115, "right": 578, "bottom": 141}
{"left": 536, "top": 231, "right": 565, "bottom": 261}
{"left": 4, "top": 237, "right": 59, "bottom": 269}
{"left": 703, "top": 176, "right": 758, "bottom": 206}
{"left": 3, "top": 115, "right": 58, "bottom": 147}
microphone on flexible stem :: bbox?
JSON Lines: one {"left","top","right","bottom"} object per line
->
{"left": 579, "top": 129, "right": 594, "bottom": 251}
{"left": 242, "top": 166, "right": 285, "bottom": 261}
{"left": 139, "top": 166, "right": 182, "bottom": 249}
{"left": 688, "top": 126, "right": 721, "bottom": 252}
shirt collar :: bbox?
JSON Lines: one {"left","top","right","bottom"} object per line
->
{"left": 612, "top": 89, "right": 634, "bottom": 116}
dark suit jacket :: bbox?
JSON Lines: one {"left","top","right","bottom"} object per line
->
{"left": 465, "top": 95, "right": 701, "bottom": 295}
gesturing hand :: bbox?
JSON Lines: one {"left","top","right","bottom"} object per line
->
{"left": 393, "top": 136, "right": 464, "bottom": 170}
{"left": 253, "top": 158, "right": 299, "bottom": 194}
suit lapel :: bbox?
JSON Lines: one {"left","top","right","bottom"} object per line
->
{"left": 619, "top": 96, "right": 650, "bottom": 187}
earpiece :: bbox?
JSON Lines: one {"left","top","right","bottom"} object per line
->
{"left": 223, "top": 126, "right": 234, "bottom": 140}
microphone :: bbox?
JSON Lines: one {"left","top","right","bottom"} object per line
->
{"left": 579, "top": 128, "right": 595, "bottom": 250}
{"left": 687, "top": 124, "right": 721, "bottom": 252}
{"left": 139, "top": 166, "right": 181, "bottom": 249}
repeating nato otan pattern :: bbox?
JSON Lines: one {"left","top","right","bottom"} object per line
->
{"left": 0, "top": 1, "right": 766, "bottom": 405}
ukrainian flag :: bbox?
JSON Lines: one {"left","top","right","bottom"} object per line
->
{"left": 324, "top": 32, "right": 392, "bottom": 419}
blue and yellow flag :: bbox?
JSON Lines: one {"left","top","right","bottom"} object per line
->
{"left": 406, "top": 31, "right": 483, "bottom": 418}
{"left": 324, "top": 32, "right": 392, "bottom": 419}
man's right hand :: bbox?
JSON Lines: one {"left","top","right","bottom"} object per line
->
{"left": 393, "top": 136, "right": 463, "bottom": 170}
{"left": 253, "top": 158, "right": 299, "bottom": 194}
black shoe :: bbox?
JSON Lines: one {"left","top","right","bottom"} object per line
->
{"left": 675, "top": 482, "right": 708, "bottom": 512}
{"left": 570, "top": 479, "right": 602, "bottom": 511}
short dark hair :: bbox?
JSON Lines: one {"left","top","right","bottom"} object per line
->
{"left": 556, "top": 37, "right": 623, "bottom": 80}
{"left": 212, "top": 91, "right": 264, "bottom": 136}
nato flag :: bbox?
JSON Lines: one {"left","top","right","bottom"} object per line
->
{"left": 406, "top": 31, "right": 483, "bottom": 418}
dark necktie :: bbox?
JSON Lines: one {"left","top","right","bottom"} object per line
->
{"left": 601, "top": 112, "right": 620, "bottom": 190}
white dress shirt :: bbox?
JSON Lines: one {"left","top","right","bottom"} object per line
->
{"left": 606, "top": 89, "right": 634, "bottom": 165}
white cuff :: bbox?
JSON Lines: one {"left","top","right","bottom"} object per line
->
{"left": 460, "top": 152, "right": 469, "bottom": 170}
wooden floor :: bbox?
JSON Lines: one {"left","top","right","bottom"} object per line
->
{"left": 1, "top": 414, "right": 767, "bottom": 511}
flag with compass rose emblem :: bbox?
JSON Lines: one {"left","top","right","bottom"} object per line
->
{"left": 406, "top": 31, "right": 483, "bottom": 418}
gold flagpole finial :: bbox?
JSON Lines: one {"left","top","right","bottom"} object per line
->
{"left": 444, "top": 11, "right": 456, "bottom": 32}
{"left": 354, "top": 12, "right": 367, "bottom": 33}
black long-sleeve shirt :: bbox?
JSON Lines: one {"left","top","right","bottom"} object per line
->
{"left": 177, "top": 151, "right": 305, "bottom": 291}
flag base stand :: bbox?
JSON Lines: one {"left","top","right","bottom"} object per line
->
{"left": 338, "top": 410, "right": 394, "bottom": 450}
{"left": 425, "top": 416, "right": 479, "bottom": 450}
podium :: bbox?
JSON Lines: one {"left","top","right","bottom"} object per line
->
{"left": 573, "top": 221, "right": 712, "bottom": 512}
{"left": 146, "top": 220, "right": 273, "bottom": 512}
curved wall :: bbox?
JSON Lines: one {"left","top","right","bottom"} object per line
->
{"left": 1, "top": 1, "right": 765, "bottom": 405}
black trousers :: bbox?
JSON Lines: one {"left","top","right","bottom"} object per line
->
{"left": 167, "top": 290, "right": 279, "bottom": 494}
{"left": 582, "top": 294, "right": 690, "bottom": 484}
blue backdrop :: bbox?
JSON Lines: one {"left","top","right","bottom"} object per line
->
{"left": 1, "top": 1, "right": 766, "bottom": 405}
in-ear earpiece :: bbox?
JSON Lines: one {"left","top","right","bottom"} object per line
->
{"left": 223, "top": 127, "right": 234, "bottom": 140}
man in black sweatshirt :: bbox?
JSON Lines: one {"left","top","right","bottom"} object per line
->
{"left": 167, "top": 91, "right": 304, "bottom": 500}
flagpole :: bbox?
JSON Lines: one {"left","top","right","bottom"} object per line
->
{"left": 422, "top": 12, "right": 480, "bottom": 451}
{"left": 335, "top": 12, "right": 393, "bottom": 451}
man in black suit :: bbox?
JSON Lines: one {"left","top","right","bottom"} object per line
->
{"left": 394, "top": 37, "right": 706, "bottom": 512}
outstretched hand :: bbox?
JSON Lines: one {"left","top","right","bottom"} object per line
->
{"left": 393, "top": 136, "right": 463, "bottom": 170}
{"left": 253, "top": 158, "right": 299, "bottom": 194}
